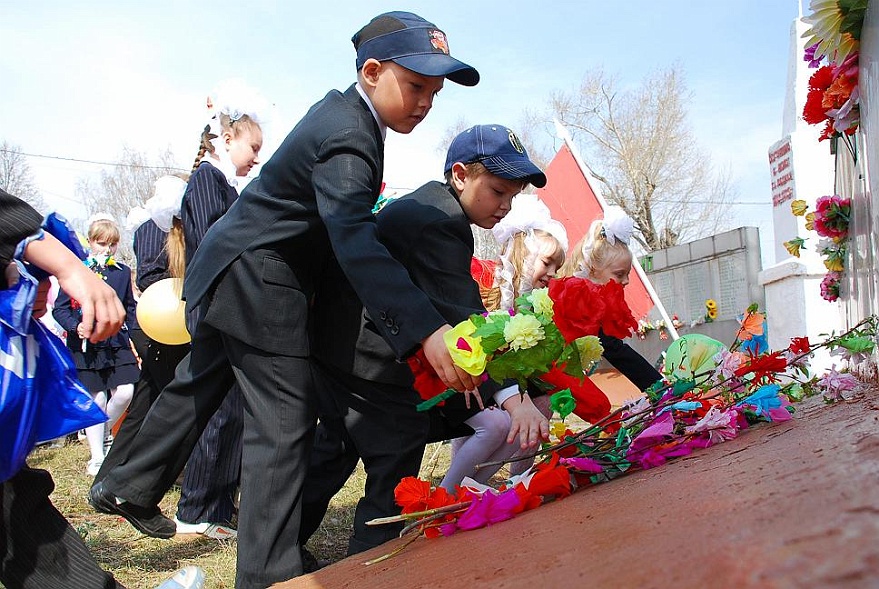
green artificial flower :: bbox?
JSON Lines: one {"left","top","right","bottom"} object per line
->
{"left": 550, "top": 389, "right": 576, "bottom": 420}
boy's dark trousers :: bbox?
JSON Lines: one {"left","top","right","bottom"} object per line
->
{"left": 300, "top": 360, "right": 430, "bottom": 555}
{"left": 100, "top": 308, "right": 316, "bottom": 589}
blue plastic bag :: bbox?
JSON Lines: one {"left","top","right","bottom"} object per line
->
{"left": 0, "top": 215, "right": 107, "bottom": 482}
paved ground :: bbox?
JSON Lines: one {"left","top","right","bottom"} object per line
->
{"left": 278, "top": 385, "right": 879, "bottom": 589}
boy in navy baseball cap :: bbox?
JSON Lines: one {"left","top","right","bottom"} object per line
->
{"left": 353, "top": 11, "right": 479, "bottom": 86}
{"left": 299, "top": 124, "right": 549, "bottom": 556}
{"left": 445, "top": 124, "right": 547, "bottom": 190}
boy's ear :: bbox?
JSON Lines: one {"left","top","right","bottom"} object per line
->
{"left": 360, "top": 58, "right": 383, "bottom": 89}
{"left": 449, "top": 162, "right": 468, "bottom": 192}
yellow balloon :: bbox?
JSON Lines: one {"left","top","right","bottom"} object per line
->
{"left": 136, "top": 278, "right": 191, "bottom": 345}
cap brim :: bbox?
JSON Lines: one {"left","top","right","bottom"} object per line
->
{"left": 482, "top": 157, "right": 548, "bottom": 188}
{"left": 393, "top": 54, "right": 480, "bottom": 86}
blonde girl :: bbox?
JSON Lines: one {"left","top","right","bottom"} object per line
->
{"left": 53, "top": 215, "right": 139, "bottom": 475}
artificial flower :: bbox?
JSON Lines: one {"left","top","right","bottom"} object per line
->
{"left": 443, "top": 319, "right": 488, "bottom": 376}
{"left": 525, "top": 455, "right": 572, "bottom": 498}
{"left": 550, "top": 421, "right": 569, "bottom": 440}
{"left": 503, "top": 313, "right": 544, "bottom": 351}
{"left": 805, "top": 211, "right": 817, "bottom": 231}
{"left": 713, "top": 348, "right": 744, "bottom": 380}
{"left": 406, "top": 349, "right": 449, "bottom": 402}
{"left": 684, "top": 406, "right": 739, "bottom": 445}
{"left": 734, "top": 351, "right": 788, "bottom": 382}
{"left": 549, "top": 389, "right": 577, "bottom": 420}
{"left": 559, "top": 456, "right": 604, "bottom": 474}
{"left": 736, "top": 310, "right": 765, "bottom": 341}
{"left": 813, "top": 195, "right": 851, "bottom": 239}
{"left": 528, "top": 287, "right": 554, "bottom": 318}
{"left": 705, "top": 298, "right": 717, "bottom": 310}
{"left": 783, "top": 237, "right": 806, "bottom": 257}
{"left": 789, "top": 336, "right": 811, "bottom": 355}
{"left": 791, "top": 199, "right": 809, "bottom": 216}
{"left": 831, "top": 333, "right": 875, "bottom": 365}
{"left": 817, "top": 368, "right": 860, "bottom": 401}
{"left": 574, "top": 335, "right": 604, "bottom": 369}
{"left": 541, "top": 367, "right": 611, "bottom": 424}
{"left": 820, "top": 271, "right": 842, "bottom": 301}
{"left": 736, "top": 384, "right": 793, "bottom": 422}
{"left": 450, "top": 488, "right": 521, "bottom": 532}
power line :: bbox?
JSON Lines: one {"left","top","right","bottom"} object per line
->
{"left": 1, "top": 148, "right": 188, "bottom": 172}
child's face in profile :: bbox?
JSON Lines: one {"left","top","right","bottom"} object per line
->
{"left": 590, "top": 251, "right": 632, "bottom": 286}
{"left": 451, "top": 165, "right": 519, "bottom": 229}
{"left": 364, "top": 60, "right": 444, "bottom": 134}
{"left": 530, "top": 243, "right": 562, "bottom": 290}
{"left": 225, "top": 126, "right": 263, "bottom": 177}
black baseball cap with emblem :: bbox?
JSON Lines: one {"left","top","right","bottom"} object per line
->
{"left": 352, "top": 11, "right": 479, "bottom": 87}
{"left": 444, "top": 124, "right": 547, "bottom": 188}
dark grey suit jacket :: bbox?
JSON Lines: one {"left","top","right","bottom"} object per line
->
{"left": 312, "top": 181, "right": 509, "bottom": 434}
{"left": 183, "top": 85, "right": 446, "bottom": 359}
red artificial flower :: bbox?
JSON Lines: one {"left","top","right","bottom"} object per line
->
{"left": 548, "top": 276, "right": 605, "bottom": 342}
{"left": 513, "top": 484, "right": 542, "bottom": 512}
{"left": 394, "top": 476, "right": 460, "bottom": 538}
{"left": 548, "top": 277, "right": 637, "bottom": 342}
{"left": 808, "top": 65, "right": 835, "bottom": 92}
{"left": 527, "top": 454, "right": 572, "bottom": 499}
{"left": 470, "top": 257, "right": 497, "bottom": 289}
{"left": 407, "top": 349, "right": 448, "bottom": 403}
{"left": 789, "top": 336, "right": 810, "bottom": 355}
{"left": 803, "top": 88, "right": 830, "bottom": 124}
{"left": 599, "top": 280, "right": 639, "bottom": 339}
{"left": 733, "top": 351, "right": 787, "bottom": 382}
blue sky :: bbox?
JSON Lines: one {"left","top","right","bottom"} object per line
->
{"left": 2, "top": 1, "right": 802, "bottom": 264}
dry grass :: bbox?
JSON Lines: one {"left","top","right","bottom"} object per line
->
{"left": 18, "top": 437, "right": 455, "bottom": 589}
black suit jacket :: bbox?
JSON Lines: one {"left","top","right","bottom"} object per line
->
{"left": 183, "top": 84, "right": 445, "bottom": 358}
{"left": 312, "top": 181, "right": 509, "bottom": 433}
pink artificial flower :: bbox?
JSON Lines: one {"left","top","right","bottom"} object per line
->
{"left": 559, "top": 456, "right": 604, "bottom": 474}
{"left": 817, "top": 368, "right": 860, "bottom": 401}
{"left": 684, "top": 406, "right": 739, "bottom": 445}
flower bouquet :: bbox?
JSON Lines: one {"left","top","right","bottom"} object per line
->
{"left": 409, "top": 276, "right": 637, "bottom": 410}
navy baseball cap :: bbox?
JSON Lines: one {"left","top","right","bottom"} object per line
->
{"left": 444, "top": 125, "right": 547, "bottom": 188}
{"left": 352, "top": 11, "right": 479, "bottom": 87}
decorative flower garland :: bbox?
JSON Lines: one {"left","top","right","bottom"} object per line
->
{"left": 801, "top": 0, "right": 866, "bottom": 140}
{"left": 365, "top": 310, "right": 876, "bottom": 563}
{"left": 785, "top": 195, "right": 851, "bottom": 301}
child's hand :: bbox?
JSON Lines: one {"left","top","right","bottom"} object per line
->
{"left": 422, "top": 325, "right": 482, "bottom": 392}
{"left": 502, "top": 393, "right": 550, "bottom": 449}
{"left": 55, "top": 262, "right": 124, "bottom": 343}
{"left": 22, "top": 232, "right": 125, "bottom": 343}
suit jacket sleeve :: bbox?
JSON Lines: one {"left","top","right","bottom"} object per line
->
{"left": 0, "top": 189, "right": 43, "bottom": 267}
{"left": 313, "top": 131, "right": 446, "bottom": 359}
{"left": 182, "top": 164, "right": 234, "bottom": 262}
{"left": 132, "top": 220, "right": 169, "bottom": 292}
{"left": 599, "top": 331, "right": 663, "bottom": 391}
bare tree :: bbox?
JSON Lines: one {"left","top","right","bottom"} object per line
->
{"left": 75, "top": 146, "right": 182, "bottom": 264}
{"left": 550, "top": 66, "right": 737, "bottom": 251}
{"left": 0, "top": 141, "right": 47, "bottom": 212}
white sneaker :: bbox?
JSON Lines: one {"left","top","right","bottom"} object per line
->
{"left": 173, "top": 517, "right": 237, "bottom": 540}
{"left": 173, "top": 517, "right": 210, "bottom": 535}
{"left": 86, "top": 458, "right": 103, "bottom": 476}
{"left": 154, "top": 565, "right": 205, "bottom": 589}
